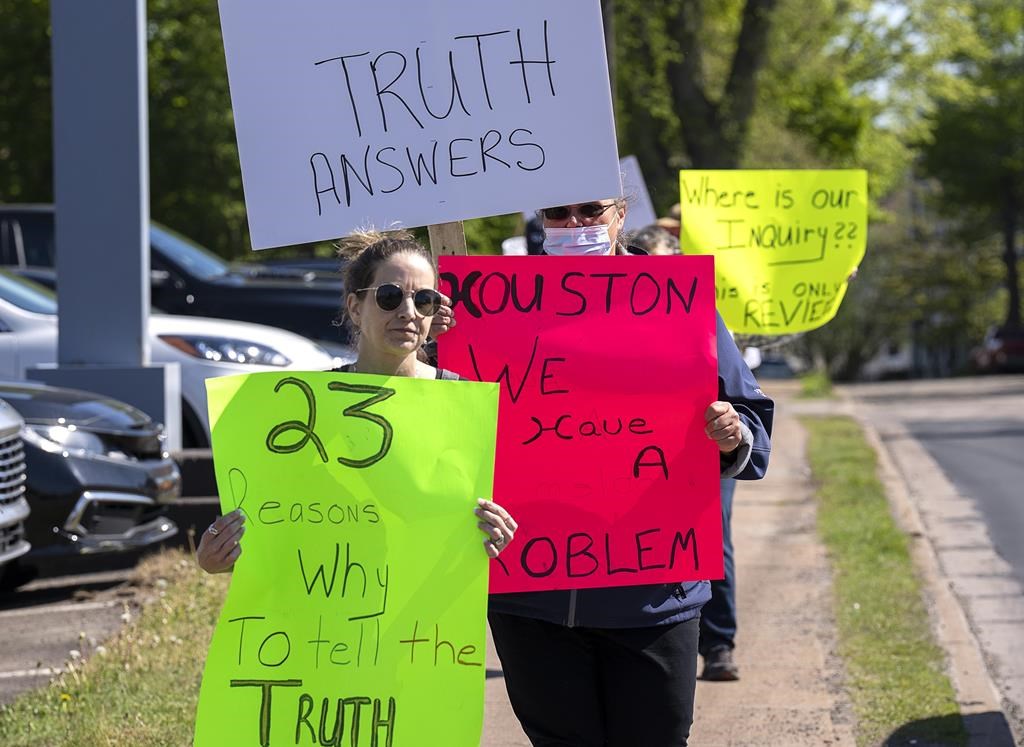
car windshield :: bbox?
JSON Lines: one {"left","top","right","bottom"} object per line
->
{"left": 0, "top": 269, "right": 57, "bottom": 315}
{"left": 150, "top": 224, "right": 229, "bottom": 280}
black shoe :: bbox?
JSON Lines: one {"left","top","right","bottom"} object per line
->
{"left": 701, "top": 645, "right": 739, "bottom": 681}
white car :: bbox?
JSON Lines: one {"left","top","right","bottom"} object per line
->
{"left": 0, "top": 270, "right": 345, "bottom": 447}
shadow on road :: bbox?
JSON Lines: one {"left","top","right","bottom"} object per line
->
{"left": 0, "top": 547, "right": 151, "bottom": 609}
{"left": 852, "top": 380, "right": 1024, "bottom": 406}
{"left": 885, "top": 711, "right": 1017, "bottom": 746}
{"left": 879, "top": 421, "right": 1024, "bottom": 443}
{"left": 0, "top": 575, "right": 128, "bottom": 611}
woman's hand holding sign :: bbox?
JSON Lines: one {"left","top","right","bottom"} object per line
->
{"left": 429, "top": 291, "right": 456, "bottom": 338}
{"left": 705, "top": 401, "right": 743, "bottom": 453}
{"left": 196, "top": 510, "right": 245, "bottom": 574}
{"left": 197, "top": 498, "right": 514, "bottom": 573}
{"left": 475, "top": 498, "right": 518, "bottom": 558}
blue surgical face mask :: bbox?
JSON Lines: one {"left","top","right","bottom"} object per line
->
{"left": 543, "top": 225, "right": 614, "bottom": 256}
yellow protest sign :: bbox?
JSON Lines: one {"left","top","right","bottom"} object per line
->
{"left": 679, "top": 170, "right": 867, "bottom": 334}
{"left": 194, "top": 371, "right": 499, "bottom": 747}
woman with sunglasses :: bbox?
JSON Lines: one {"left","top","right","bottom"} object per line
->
{"left": 485, "top": 198, "right": 774, "bottom": 747}
{"left": 539, "top": 198, "right": 630, "bottom": 256}
{"left": 197, "top": 231, "right": 517, "bottom": 573}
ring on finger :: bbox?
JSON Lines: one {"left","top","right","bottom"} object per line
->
{"left": 208, "top": 526, "right": 220, "bottom": 536}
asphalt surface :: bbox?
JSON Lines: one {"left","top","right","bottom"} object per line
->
{"left": 849, "top": 377, "right": 1024, "bottom": 586}
{"left": 0, "top": 513, "right": 208, "bottom": 708}
{"left": 906, "top": 418, "right": 1024, "bottom": 586}
{"left": 0, "top": 568, "right": 136, "bottom": 704}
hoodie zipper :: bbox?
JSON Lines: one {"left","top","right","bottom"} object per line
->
{"left": 567, "top": 589, "right": 578, "bottom": 627}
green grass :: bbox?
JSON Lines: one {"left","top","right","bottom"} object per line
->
{"left": 798, "top": 369, "right": 835, "bottom": 398}
{"left": 0, "top": 550, "right": 229, "bottom": 747}
{"left": 0, "top": 419, "right": 970, "bottom": 746}
{"left": 803, "top": 416, "right": 966, "bottom": 747}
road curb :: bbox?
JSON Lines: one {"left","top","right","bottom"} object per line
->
{"left": 840, "top": 390, "right": 1014, "bottom": 746}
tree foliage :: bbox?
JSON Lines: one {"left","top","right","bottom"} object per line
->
{"left": 798, "top": 179, "right": 1006, "bottom": 379}
{"left": 0, "top": 0, "right": 52, "bottom": 203}
{"left": 0, "top": 1, "right": 527, "bottom": 260}
{"left": 613, "top": 0, "right": 924, "bottom": 209}
{"left": 146, "top": 0, "right": 248, "bottom": 258}
{"left": 0, "top": 0, "right": 250, "bottom": 256}
{"left": 918, "top": 0, "right": 1024, "bottom": 328}
{"left": 1, "top": 0, "right": 1018, "bottom": 372}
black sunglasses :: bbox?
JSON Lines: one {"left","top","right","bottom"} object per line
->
{"left": 355, "top": 283, "right": 443, "bottom": 316}
{"left": 541, "top": 202, "right": 617, "bottom": 221}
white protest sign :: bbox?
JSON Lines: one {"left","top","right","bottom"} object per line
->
{"left": 619, "top": 155, "right": 657, "bottom": 233}
{"left": 519, "top": 155, "right": 647, "bottom": 226}
{"left": 218, "top": 0, "right": 622, "bottom": 250}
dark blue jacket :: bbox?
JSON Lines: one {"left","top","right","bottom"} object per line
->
{"left": 489, "top": 312, "right": 774, "bottom": 628}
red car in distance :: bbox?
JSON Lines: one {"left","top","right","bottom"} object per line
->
{"left": 972, "top": 326, "right": 1024, "bottom": 373}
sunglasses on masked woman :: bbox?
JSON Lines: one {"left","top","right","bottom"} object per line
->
{"left": 541, "top": 202, "right": 617, "bottom": 221}
{"left": 355, "top": 283, "right": 443, "bottom": 317}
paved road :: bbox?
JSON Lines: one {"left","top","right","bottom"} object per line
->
{"left": 849, "top": 377, "right": 1024, "bottom": 585}
{"left": 907, "top": 418, "right": 1024, "bottom": 584}
{"left": 0, "top": 568, "right": 136, "bottom": 704}
{"left": 848, "top": 375, "right": 1024, "bottom": 741}
{"left": 0, "top": 495, "right": 216, "bottom": 707}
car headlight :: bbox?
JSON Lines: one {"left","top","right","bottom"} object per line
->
{"left": 23, "top": 423, "right": 107, "bottom": 456}
{"left": 159, "top": 335, "right": 292, "bottom": 366}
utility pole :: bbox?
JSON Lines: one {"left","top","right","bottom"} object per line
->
{"left": 34, "top": 0, "right": 181, "bottom": 449}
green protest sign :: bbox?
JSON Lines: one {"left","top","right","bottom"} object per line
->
{"left": 194, "top": 372, "right": 499, "bottom": 747}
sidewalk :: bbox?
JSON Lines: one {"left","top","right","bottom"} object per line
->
{"left": 480, "top": 383, "right": 857, "bottom": 745}
{"left": 477, "top": 381, "right": 1015, "bottom": 741}
{"left": 690, "top": 383, "right": 855, "bottom": 745}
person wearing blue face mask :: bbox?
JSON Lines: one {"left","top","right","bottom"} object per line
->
{"left": 486, "top": 197, "right": 775, "bottom": 746}
{"left": 539, "top": 198, "right": 630, "bottom": 256}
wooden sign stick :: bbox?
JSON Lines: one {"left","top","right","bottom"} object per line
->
{"left": 428, "top": 221, "right": 468, "bottom": 259}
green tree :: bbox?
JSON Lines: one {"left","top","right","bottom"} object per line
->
{"left": 0, "top": 1, "right": 248, "bottom": 256}
{"left": 146, "top": 0, "right": 248, "bottom": 257}
{"left": 612, "top": 0, "right": 926, "bottom": 209}
{"left": 614, "top": 0, "right": 782, "bottom": 206}
{"left": 919, "top": 0, "right": 1024, "bottom": 329}
{"left": 0, "top": 0, "right": 523, "bottom": 259}
{"left": 0, "top": 0, "right": 52, "bottom": 203}
{"left": 798, "top": 178, "right": 1006, "bottom": 379}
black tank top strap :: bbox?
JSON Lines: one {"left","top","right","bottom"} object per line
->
{"left": 330, "top": 363, "right": 461, "bottom": 380}
{"left": 436, "top": 368, "right": 463, "bottom": 381}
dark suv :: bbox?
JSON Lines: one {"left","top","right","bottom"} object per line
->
{"left": 0, "top": 205, "right": 351, "bottom": 355}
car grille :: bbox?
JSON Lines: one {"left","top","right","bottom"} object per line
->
{"left": 0, "top": 432, "right": 27, "bottom": 507}
{"left": 0, "top": 521, "right": 26, "bottom": 555}
{"left": 0, "top": 431, "right": 28, "bottom": 558}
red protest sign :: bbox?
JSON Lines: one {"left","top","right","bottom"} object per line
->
{"left": 438, "top": 255, "right": 722, "bottom": 593}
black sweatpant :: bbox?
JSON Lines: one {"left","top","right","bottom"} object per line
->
{"left": 488, "top": 612, "right": 700, "bottom": 747}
